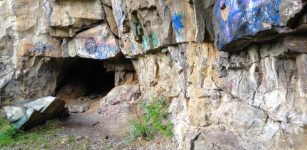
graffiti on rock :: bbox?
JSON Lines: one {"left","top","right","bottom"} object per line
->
{"left": 143, "top": 35, "right": 151, "bottom": 50}
{"left": 214, "top": 0, "right": 282, "bottom": 50}
{"left": 84, "top": 38, "right": 97, "bottom": 54}
{"left": 152, "top": 32, "right": 160, "bottom": 48}
{"left": 129, "top": 42, "right": 138, "bottom": 55}
{"left": 23, "top": 42, "right": 62, "bottom": 57}
{"left": 112, "top": 0, "right": 126, "bottom": 31}
{"left": 142, "top": 32, "right": 160, "bottom": 50}
{"left": 172, "top": 13, "right": 184, "bottom": 32}
{"left": 32, "top": 42, "right": 58, "bottom": 55}
{"left": 81, "top": 38, "right": 119, "bottom": 59}
{"left": 172, "top": 13, "right": 185, "bottom": 42}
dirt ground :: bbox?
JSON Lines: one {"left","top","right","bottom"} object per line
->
{"left": 1, "top": 84, "right": 174, "bottom": 150}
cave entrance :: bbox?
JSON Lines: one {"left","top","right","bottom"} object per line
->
{"left": 54, "top": 57, "right": 115, "bottom": 113}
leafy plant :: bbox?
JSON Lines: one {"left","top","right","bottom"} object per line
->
{"left": 128, "top": 97, "right": 173, "bottom": 142}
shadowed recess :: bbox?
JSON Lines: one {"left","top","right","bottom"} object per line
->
{"left": 54, "top": 58, "right": 115, "bottom": 97}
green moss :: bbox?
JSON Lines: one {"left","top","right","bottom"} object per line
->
{"left": 128, "top": 97, "right": 173, "bottom": 142}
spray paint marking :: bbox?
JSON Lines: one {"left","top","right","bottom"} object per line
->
{"left": 172, "top": 13, "right": 185, "bottom": 42}
{"left": 142, "top": 32, "right": 160, "bottom": 50}
{"left": 172, "top": 13, "right": 184, "bottom": 33}
{"left": 83, "top": 38, "right": 119, "bottom": 59}
{"left": 25, "top": 42, "right": 62, "bottom": 57}
{"left": 152, "top": 32, "right": 160, "bottom": 48}
{"left": 214, "top": 0, "right": 282, "bottom": 49}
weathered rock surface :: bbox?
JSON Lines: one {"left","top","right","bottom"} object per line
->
{"left": 213, "top": 0, "right": 306, "bottom": 51}
{"left": 5, "top": 107, "right": 25, "bottom": 123}
{"left": 46, "top": 0, "right": 104, "bottom": 37}
{"left": 0, "top": 0, "right": 306, "bottom": 149}
{"left": 132, "top": 42, "right": 307, "bottom": 149}
{"left": 99, "top": 84, "right": 141, "bottom": 136}
{"left": 68, "top": 24, "right": 121, "bottom": 60}
{"left": 4, "top": 96, "right": 65, "bottom": 130}
{"left": 1, "top": 57, "right": 58, "bottom": 102}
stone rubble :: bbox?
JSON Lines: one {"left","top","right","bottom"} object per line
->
{"left": 0, "top": 0, "right": 306, "bottom": 149}
{"left": 67, "top": 103, "right": 90, "bottom": 113}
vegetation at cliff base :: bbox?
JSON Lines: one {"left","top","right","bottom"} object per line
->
{"left": 128, "top": 97, "right": 173, "bottom": 142}
{"left": 0, "top": 117, "right": 59, "bottom": 147}
{"left": 0, "top": 118, "right": 17, "bottom": 146}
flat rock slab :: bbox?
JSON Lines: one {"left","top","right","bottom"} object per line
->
{"left": 4, "top": 96, "right": 65, "bottom": 130}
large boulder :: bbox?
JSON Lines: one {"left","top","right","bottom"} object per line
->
{"left": 4, "top": 96, "right": 65, "bottom": 130}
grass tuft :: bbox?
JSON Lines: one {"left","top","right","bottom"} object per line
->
{"left": 0, "top": 117, "right": 59, "bottom": 148}
{"left": 0, "top": 118, "right": 17, "bottom": 146}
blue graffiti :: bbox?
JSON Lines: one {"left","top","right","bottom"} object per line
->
{"left": 130, "top": 43, "right": 137, "bottom": 54}
{"left": 172, "top": 13, "right": 184, "bottom": 33}
{"left": 84, "top": 38, "right": 97, "bottom": 54}
{"left": 95, "top": 45, "right": 118, "bottom": 59}
{"left": 84, "top": 39, "right": 119, "bottom": 59}
{"left": 114, "top": 0, "right": 126, "bottom": 29}
{"left": 214, "top": 0, "right": 282, "bottom": 50}
{"left": 30, "top": 42, "right": 59, "bottom": 56}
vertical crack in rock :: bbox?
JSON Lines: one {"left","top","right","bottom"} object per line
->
{"left": 190, "top": 132, "right": 201, "bottom": 150}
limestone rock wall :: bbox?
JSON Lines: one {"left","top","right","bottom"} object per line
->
{"left": 0, "top": 0, "right": 306, "bottom": 149}
{"left": 132, "top": 42, "right": 307, "bottom": 149}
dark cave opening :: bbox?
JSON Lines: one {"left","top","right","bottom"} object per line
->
{"left": 55, "top": 57, "right": 115, "bottom": 99}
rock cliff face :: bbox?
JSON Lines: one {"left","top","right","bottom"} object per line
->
{"left": 0, "top": 0, "right": 306, "bottom": 149}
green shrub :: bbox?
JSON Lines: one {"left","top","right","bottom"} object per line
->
{"left": 128, "top": 97, "right": 173, "bottom": 142}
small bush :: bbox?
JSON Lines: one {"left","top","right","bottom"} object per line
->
{"left": 128, "top": 97, "right": 173, "bottom": 142}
